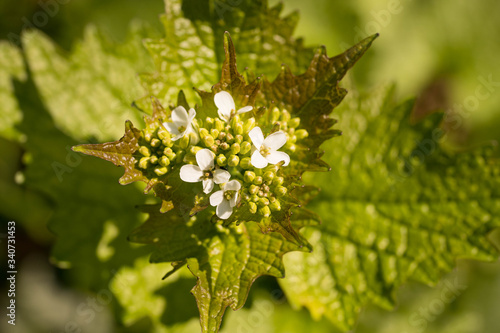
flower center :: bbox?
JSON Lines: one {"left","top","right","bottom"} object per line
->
{"left": 260, "top": 145, "right": 271, "bottom": 157}
{"left": 202, "top": 170, "right": 213, "bottom": 180}
{"left": 178, "top": 125, "right": 186, "bottom": 133}
{"left": 224, "top": 190, "right": 236, "bottom": 201}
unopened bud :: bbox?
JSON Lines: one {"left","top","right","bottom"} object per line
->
{"left": 205, "top": 117, "right": 214, "bottom": 128}
{"left": 271, "top": 107, "right": 280, "bottom": 124}
{"left": 253, "top": 176, "right": 263, "bottom": 185}
{"left": 269, "top": 200, "right": 281, "bottom": 211}
{"left": 259, "top": 206, "right": 271, "bottom": 217}
{"left": 215, "top": 118, "right": 225, "bottom": 131}
{"left": 149, "top": 155, "right": 158, "bottom": 164}
{"left": 189, "top": 146, "right": 203, "bottom": 155}
{"left": 244, "top": 171, "right": 256, "bottom": 183}
{"left": 249, "top": 202, "right": 258, "bottom": 214}
{"left": 199, "top": 128, "right": 210, "bottom": 138}
{"left": 158, "top": 129, "right": 171, "bottom": 143}
{"left": 138, "top": 157, "right": 149, "bottom": 169}
{"left": 139, "top": 146, "right": 151, "bottom": 157}
{"left": 216, "top": 154, "right": 227, "bottom": 166}
{"left": 280, "top": 110, "right": 291, "bottom": 122}
{"left": 231, "top": 143, "right": 240, "bottom": 155}
{"left": 164, "top": 148, "right": 176, "bottom": 160}
{"left": 263, "top": 171, "right": 275, "bottom": 182}
{"left": 150, "top": 138, "right": 160, "bottom": 147}
{"left": 159, "top": 156, "right": 170, "bottom": 167}
{"left": 203, "top": 135, "right": 215, "bottom": 147}
{"left": 233, "top": 122, "right": 243, "bottom": 135}
{"left": 235, "top": 134, "right": 243, "bottom": 144}
{"left": 144, "top": 132, "right": 152, "bottom": 142}
{"left": 249, "top": 185, "right": 259, "bottom": 195}
{"left": 228, "top": 155, "right": 239, "bottom": 167}
{"left": 288, "top": 117, "right": 301, "bottom": 128}
{"left": 259, "top": 197, "right": 270, "bottom": 206}
{"left": 210, "top": 129, "right": 219, "bottom": 139}
{"left": 295, "top": 129, "right": 309, "bottom": 140}
{"left": 276, "top": 186, "right": 287, "bottom": 196}
{"left": 179, "top": 135, "right": 190, "bottom": 149}
{"left": 274, "top": 176, "right": 284, "bottom": 186}
{"left": 154, "top": 167, "right": 168, "bottom": 176}
{"left": 219, "top": 142, "right": 230, "bottom": 150}
{"left": 240, "top": 141, "right": 252, "bottom": 155}
{"left": 243, "top": 117, "right": 256, "bottom": 133}
{"left": 240, "top": 157, "right": 252, "bottom": 169}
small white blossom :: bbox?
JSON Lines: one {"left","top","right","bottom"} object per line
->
{"left": 180, "top": 149, "right": 230, "bottom": 194}
{"left": 214, "top": 91, "right": 253, "bottom": 122}
{"left": 249, "top": 127, "right": 290, "bottom": 169}
{"left": 162, "top": 106, "right": 198, "bottom": 142}
{"left": 209, "top": 180, "right": 241, "bottom": 219}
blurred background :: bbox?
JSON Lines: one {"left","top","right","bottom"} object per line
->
{"left": 1, "top": 0, "right": 499, "bottom": 332}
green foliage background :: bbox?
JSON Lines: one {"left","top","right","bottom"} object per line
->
{"left": 1, "top": 0, "right": 499, "bottom": 332}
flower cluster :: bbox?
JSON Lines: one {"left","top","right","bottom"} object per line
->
{"left": 136, "top": 91, "right": 307, "bottom": 220}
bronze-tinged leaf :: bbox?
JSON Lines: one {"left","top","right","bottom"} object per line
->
{"left": 72, "top": 120, "right": 146, "bottom": 185}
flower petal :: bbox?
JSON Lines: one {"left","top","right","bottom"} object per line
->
{"left": 210, "top": 190, "right": 224, "bottom": 206}
{"left": 162, "top": 122, "right": 180, "bottom": 136}
{"left": 248, "top": 127, "right": 264, "bottom": 149}
{"left": 196, "top": 149, "right": 214, "bottom": 171}
{"left": 214, "top": 91, "right": 235, "bottom": 120}
{"left": 229, "top": 191, "right": 239, "bottom": 207}
{"left": 263, "top": 131, "right": 287, "bottom": 150}
{"left": 187, "top": 108, "right": 197, "bottom": 122}
{"left": 180, "top": 165, "right": 203, "bottom": 182}
{"left": 202, "top": 179, "right": 214, "bottom": 194}
{"left": 213, "top": 169, "right": 231, "bottom": 184}
{"left": 266, "top": 151, "right": 290, "bottom": 166}
{"left": 236, "top": 106, "right": 253, "bottom": 114}
{"left": 171, "top": 106, "right": 189, "bottom": 126}
{"left": 224, "top": 180, "right": 241, "bottom": 191}
{"left": 251, "top": 150, "right": 269, "bottom": 169}
{"left": 216, "top": 199, "right": 233, "bottom": 219}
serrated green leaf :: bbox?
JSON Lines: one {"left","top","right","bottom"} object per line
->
{"left": 279, "top": 85, "right": 500, "bottom": 331}
{"left": 129, "top": 207, "right": 305, "bottom": 333}
{"left": 22, "top": 24, "right": 156, "bottom": 141}
{"left": 0, "top": 41, "right": 25, "bottom": 140}
{"left": 137, "top": 0, "right": 315, "bottom": 112}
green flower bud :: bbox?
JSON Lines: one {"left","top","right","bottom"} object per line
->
{"left": 149, "top": 155, "right": 158, "bottom": 164}
{"left": 199, "top": 128, "right": 210, "bottom": 138}
{"left": 218, "top": 131, "right": 226, "bottom": 140}
{"left": 216, "top": 154, "right": 227, "bottom": 166}
{"left": 295, "top": 129, "right": 309, "bottom": 140}
{"left": 159, "top": 156, "right": 170, "bottom": 167}
{"left": 158, "top": 128, "right": 171, "bottom": 143}
{"left": 203, "top": 135, "right": 215, "bottom": 147}
{"left": 179, "top": 135, "right": 190, "bottom": 149}
{"left": 271, "top": 107, "right": 280, "bottom": 124}
{"left": 251, "top": 194, "right": 260, "bottom": 202}
{"left": 234, "top": 122, "right": 243, "bottom": 135}
{"left": 226, "top": 133, "right": 234, "bottom": 142}
{"left": 154, "top": 166, "right": 168, "bottom": 176}
{"left": 287, "top": 144, "right": 297, "bottom": 153}
{"left": 288, "top": 117, "right": 301, "bottom": 128}
{"left": 144, "top": 132, "right": 152, "bottom": 142}
{"left": 235, "top": 134, "right": 243, "bottom": 144}
{"left": 205, "top": 117, "right": 214, "bottom": 128}
{"left": 276, "top": 186, "right": 287, "bottom": 196}
{"left": 240, "top": 157, "right": 252, "bottom": 169}
{"left": 215, "top": 118, "right": 225, "bottom": 131}
{"left": 219, "top": 142, "right": 230, "bottom": 150}
{"left": 189, "top": 146, "right": 202, "bottom": 155}
{"left": 243, "top": 117, "right": 255, "bottom": 133}
{"left": 244, "top": 171, "right": 256, "bottom": 183}
{"left": 253, "top": 176, "right": 263, "bottom": 185}
{"left": 269, "top": 200, "right": 281, "bottom": 211}
{"left": 259, "top": 197, "right": 270, "bottom": 206}
{"left": 231, "top": 143, "right": 241, "bottom": 154}
{"left": 263, "top": 171, "right": 275, "bottom": 183}
{"left": 240, "top": 141, "right": 252, "bottom": 155}
{"left": 164, "top": 148, "right": 176, "bottom": 160}
{"left": 139, "top": 146, "right": 151, "bottom": 157}
{"left": 280, "top": 110, "right": 291, "bottom": 122}
{"left": 274, "top": 176, "right": 284, "bottom": 186}
{"left": 228, "top": 155, "right": 239, "bottom": 167}
{"left": 249, "top": 202, "right": 258, "bottom": 214}
{"left": 249, "top": 185, "right": 259, "bottom": 195}
{"left": 150, "top": 138, "right": 160, "bottom": 147}
{"left": 259, "top": 206, "right": 271, "bottom": 217}
{"left": 138, "top": 157, "right": 149, "bottom": 169}
{"left": 210, "top": 129, "right": 220, "bottom": 139}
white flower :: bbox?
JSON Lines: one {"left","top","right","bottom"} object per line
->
{"left": 214, "top": 91, "right": 253, "bottom": 122}
{"left": 249, "top": 127, "right": 290, "bottom": 169}
{"left": 209, "top": 180, "right": 241, "bottom": 219}
{"left": 180, "top": 149, "right": 230, "bottom": 194}
{"left": 162, "top": 106, "right": 197, "bottom": 141}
